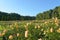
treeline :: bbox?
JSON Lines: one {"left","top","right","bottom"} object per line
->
{"left": 36, "top": 6, "right": 60, "bottom": 20}
{"left": 0, "top": 11, "right": 36, "bottom": 21}
{"left": 1, "top": 6, "right": 60, "bottom": 21}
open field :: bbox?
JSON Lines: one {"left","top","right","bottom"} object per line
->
{"left": 0, "top": 18, "right": 60, "bottom": 40}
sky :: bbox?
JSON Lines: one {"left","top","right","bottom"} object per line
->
{"left": 0, "top": 0, "right": 60, "bottom": 16}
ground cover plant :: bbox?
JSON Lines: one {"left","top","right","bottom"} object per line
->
{"left": 0, "top": 17, "right": 60, "bottom": 40}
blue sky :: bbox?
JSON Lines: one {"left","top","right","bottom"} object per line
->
{"left": 0, "top": 0, "right": 60, "bottom": 16}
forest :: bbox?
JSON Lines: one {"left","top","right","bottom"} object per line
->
{"left": 0, "top": 11, "right": 36, "bottom": 21}
{"left": 0, "top": 6, "right": 60, "bottom": 21}
{"left": 36, "top": 6, "right": 60, "bottom": 20}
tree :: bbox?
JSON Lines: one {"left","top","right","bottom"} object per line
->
{"left": 36, "top": 6, "right": 60, "bottom": 20}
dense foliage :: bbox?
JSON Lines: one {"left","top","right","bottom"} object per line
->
{"left": 0, "top": 18, "right": 60, "bottom": 40}
{"left": 36, "top": 6, "right": 60, "bottom": 20}
{"left": 0, "top": 11, "right": 36, "bottom": 21}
